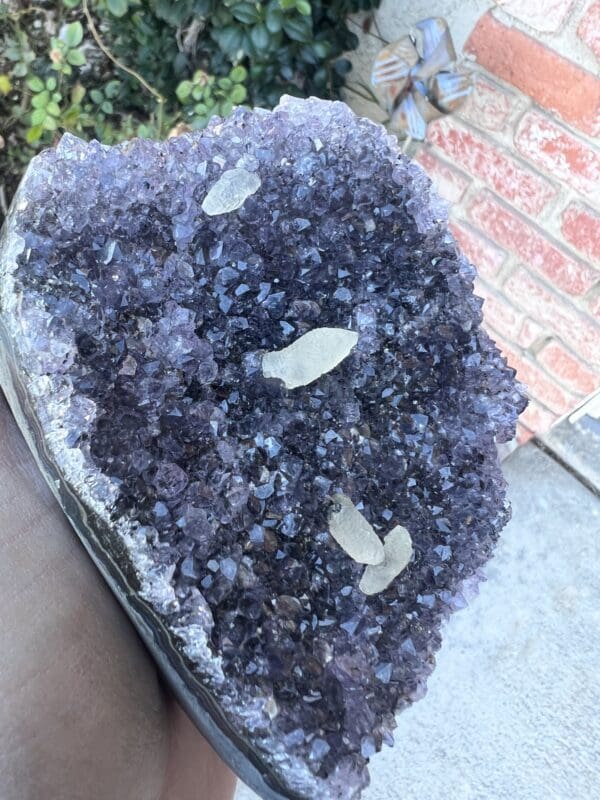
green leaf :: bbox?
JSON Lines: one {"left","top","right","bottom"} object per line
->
{"left": 31, "top": 90, "right": 50, "bottom": 109}
{"left": 61, "top": 106, "right": 81, "bottom": 127}
{"left": 67, "top": 49, "right": 86, "bottom": 66}
{"left": 46, "top": 101, "right": 61, "bottom": 117}
{"left": 27, "top": 76, "right": 45, "bottom": 93}
{"left": 279, "top": 0, "right": 296, "bottom": 9}
{"left": 101, "top": 100, "right": 114, "bottom": 114}
{"left": 63, "top": 21, "right": 83, "bottom": 48}
{"left": 107, "top": 0, "right": 129, "bottom": 17}
{"left": 63, "top": 0, "right": 81, "bottom": 8}
{"left": 31, "top": 108, "right": 47, "bottom": 126}
{"left": 0, "top": 74, "right": 11, "bottom": 95}
{"left": 232, "top": 3, "right": 261, "bottom": 24}
{"left": 265, "top": 5, "right": 282, "bottom": 32}
{"left": 176, "top": 79, "right": 193, "bottom": 103}
{"left": 13, "top": 63, "right": 28, "bottom": 78}
{"left": 46, "top": 76, "right": 57, "bottom": 91}
{"left": 71, "top": 83, "right": 86, "bottom": 105}
{"left": 104, "top": 80, "right": 121, "bottom": 99}
{"left": 230, "top": 65, "right": 247, "bottom": 83}
{"left": 212, "top": 25, "right": 244, "bottom": 56}
{"left": 296, "top": 0, "right": 311, "bottom": 15}
{"left": 26, "top": 125, "right": 44, "bottom": 144}
{"left": 218, "top": 77, "right": 232, "bottom": 90}
{"left": 154, "top": 0, "right": 193, "bottom": 25}
{"left": 282, "top": 15, "right": 312, "bottom": 41}
{"left": 220, "top": 99, "right": 234, "bottom": 116}
{"left": 90, "top": 88, "right": 104, "bottom": 104}
{"left": 230, "top": 83, "right": 247, "bottom": 104}
{"left": 193, "top": 102, "right": 208, "bottom": 115}
{"left": 193, "top": 0, "right": 212, "bottom": 13}
{"left": 312, "top": 65, "right": 327, "bottom": 86}
{"left": 43, "top": 115, "right": 58, "bottom": 131}
{"left": 333, "top": 58, "right": 352, "bottom": 76}
{"left": 250, "top": 23, "right": 270, "bottom": 51}
{"left": 311, "top": 40, "right": 330, "bottom": 59}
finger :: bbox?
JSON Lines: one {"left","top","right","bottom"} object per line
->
{"left": 161, "top": 701, "right": 237, "bottom": 800}
{"left": 0, "top": 393, "right": 168, "bottom": 800}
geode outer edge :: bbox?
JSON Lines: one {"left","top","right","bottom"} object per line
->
{"left": 0, "top": 96, "right": 527, "bottom": 800}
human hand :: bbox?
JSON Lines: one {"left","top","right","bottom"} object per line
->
{"left": 0, "top": 393, "right": 237, "bottom": 800}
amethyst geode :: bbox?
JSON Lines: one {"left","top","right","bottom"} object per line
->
{"left": 0, "top": 97, "right": 526, "bottom": 799}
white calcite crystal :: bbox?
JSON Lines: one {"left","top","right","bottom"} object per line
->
{"left": 201, "top": 167, "right": 261, "bottom": 216}
{"left": 262, "top": 327, "right": 358, "bottom": 390}
{"left": 328, "top": 494, "right": 385, "bottom": 566}
{"left": 359, "top": 525, "right": 413, "bottom": 595}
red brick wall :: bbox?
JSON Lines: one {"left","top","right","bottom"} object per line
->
{"left": 415, "top": 1, "right": 600, "bottom": 443}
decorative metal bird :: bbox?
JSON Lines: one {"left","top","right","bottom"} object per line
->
{"left": 371, "top": 17, "right": 472, "bottom": 141}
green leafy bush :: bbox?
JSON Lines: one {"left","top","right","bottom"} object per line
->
{"left": 0, "top": 0, "right": 380, "bottom": 221}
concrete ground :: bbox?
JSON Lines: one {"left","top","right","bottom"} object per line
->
{"left": 236, "top": 393, "right": 600, "bottom": 800}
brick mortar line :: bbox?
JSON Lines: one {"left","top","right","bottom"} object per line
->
{"left": 424, "top": 123, "right": 600, "bottom": 250}
{"left": 488, "top": 326, "right": 590, "bottom": 409}
{"left": 491, "top": 340, "right": 578, "bottom": 416}
{"left": 428, "top": 115, "right": 565, "bottom": 189}
{"left": 450, "top": 201, "right": 599, "bottom": 312}
{"left": 552, "top": 202, "right": 600, "bottom": 262}
{"left": 482, "top": 5, "right": 600, "bottom": 111}
{"left": 553, "top": 186, "right": 600, "bottom": 220}
{"left": 497, "top": 254, "right": 600, "bottom": 310}
{"left": 477, "top": 278, "right": 600, "bottom": 395}
{"left": 503, "top": 257, "right": 600, "bottom": 333}
{"left": 448, "top": 206, "right": 516, "bottom": 286}
{"left": 460, "top": 62, "right": 531, "bottom": 132}
{"left": 468, "top": 190, "right": 600, "bottom": 294}
{"left": 416, "top": 146, "right": 473, "bottom": 197}
{"left": 475, "top": 245, "right": 598, "bottom": 333}
{"left": 438, "top": 108, "right": 600, "bottom": 221}
{"left": 492, "top": 3, "right": 579, "bottom": 42}
{"left": 512, "top": 103, "right": 600, "bottom": 160}
{"left": 426, "top": 131, "right": 568, "bottom": 229}
{"left": 465, "top": 37, "right": 600, "bottom": 145}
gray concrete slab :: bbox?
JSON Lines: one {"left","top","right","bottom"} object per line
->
{"left": 540, "top": 391, "right": 600, "bottom": 492}
{"left": 236, "top": 441, "right": 600, "bottom": 799}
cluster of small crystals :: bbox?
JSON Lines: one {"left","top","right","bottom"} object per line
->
{"left": 6, "top": 98, "right": 526, "bottom": 799}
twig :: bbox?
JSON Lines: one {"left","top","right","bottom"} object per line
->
{"left": 0, "top": 185, "right": 8, "bottom": 218}
{"left": 7, "top": 6, "right": 52, "bottom": 19}
{"left": 82, "top": 0, "right": 165, "bottom": 111}
{"left": 354, "top": 80, "right": 381, "bottom": 106}
{"left": 182, "top": 17, "right": 205, "bottom": 54}
{"left": 372, "top": 13, "right": 386, "bottom": 43}
{"left": 347, "top": 16, "right": 388, "bottom": 45}
{"left": 344, "top": 84, "right": 376, "bottom": 104}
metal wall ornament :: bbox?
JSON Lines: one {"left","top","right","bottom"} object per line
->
{"left": 371, "top": 17, "right": 473, "bottom": 142}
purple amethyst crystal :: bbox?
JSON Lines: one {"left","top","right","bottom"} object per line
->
{"left": 0, "top": 97, "right": 526, "bottom": 799}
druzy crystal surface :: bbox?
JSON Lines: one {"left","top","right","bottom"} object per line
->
{"left": 0, "top": 97, "right": 526, "bottom": 799}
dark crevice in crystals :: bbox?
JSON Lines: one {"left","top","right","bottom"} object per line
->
{"left": 1, "top": 97, "right": 527, "bottom": 799}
